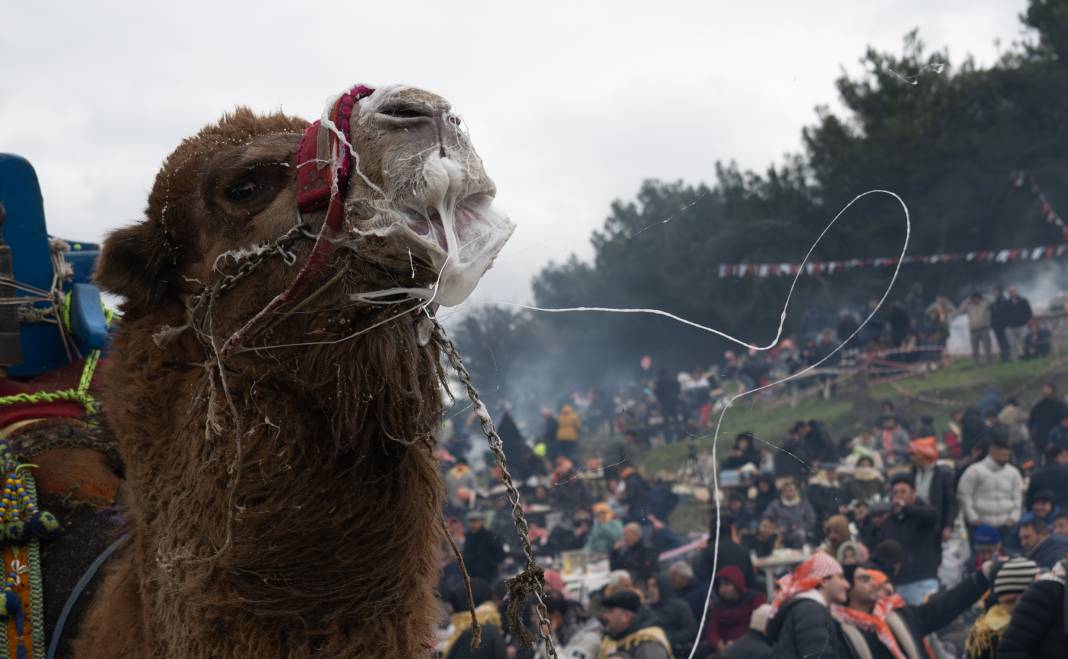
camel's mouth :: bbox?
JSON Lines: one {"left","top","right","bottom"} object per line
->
{"left": 356, "top": 190, "right": 515, "bottom": 306}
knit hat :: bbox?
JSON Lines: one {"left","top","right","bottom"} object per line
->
{"left": 601, "top": 589, "right": 642, "bottom": 613}
{"left": 994, "top": 557, "right": 1040, "bottom": 598}
{"left": 973, "top": 524, "right": 1000, "bottom": 547}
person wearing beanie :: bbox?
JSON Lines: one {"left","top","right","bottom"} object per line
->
{"left": 598, "top": 589, "right": 672, "bottom": 659}
{"left": 724, "top": 604, "right": 773, "bottom": 659}
{"left": 998, "top": 556, "right": 1068, "bottom": 659}
{"left": 964, "top": 557, "right": 1040, "bottom": 659}
{"left": 833, "top": 561, "right": 993, "bottom": 659}
{"left": 704, "top": 565, "right": 767, "bottom": 654}
{"left": 765, "top": 553, "right": 850, "bottom": 658}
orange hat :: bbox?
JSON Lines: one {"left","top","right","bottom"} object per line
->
{"left": 908, "top": 437, "right": 938, "bottom": 462}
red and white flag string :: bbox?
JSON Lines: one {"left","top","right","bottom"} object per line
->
{"left": 715, "top": 243, "right": 1068, "bottom": 278}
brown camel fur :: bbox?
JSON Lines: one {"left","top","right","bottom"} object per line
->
{"left": 71, "top": 87, "right": 506, "bottom": 658}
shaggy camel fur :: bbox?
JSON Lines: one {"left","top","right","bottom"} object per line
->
{"left": 72, "top": 87, "right": 505, "bottom": 658}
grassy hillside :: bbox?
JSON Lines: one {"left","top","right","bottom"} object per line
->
{"left": 637, "top": 355, "right": 1068, "bottom": 475}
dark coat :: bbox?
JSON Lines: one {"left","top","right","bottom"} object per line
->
{"left": 997, "top": 575, "right": 1067, "bottom": 659}
{"left": 446, "top": 624, "right": 509, "bottom": 659}
{"left": 876, "top": 502, "right": 940, "bottom": 584}
{"left": 1029, "top": 397, "right": 1068, "bottom": 455}
{"left": 1027, "top": 463, "right": 1068, "bottom": 510}
{"left": 766, "top": 597, "right": 841, "bottom": 659}
{"left": 724, "top": 630, "right": 773, "bottom": 659}
{"left": 462, "top": 528, "right": 505, "bottom": 584}
{"left": 694, "top": 537, "right": 757, "bottom": 589}
{"left": 672, "top": 576, "right": 709, "bottom": 620}
{"left": 1027, "top": 534, "right": 1068, "bottom": 569}
{"left": 911, "top": 464, "right": 957, "bottom": 534}
{"left": 1005, "top": 297, "right": 1033, "bottom": 327}
{"left": 649, "top": 577, "right": 697, "bottom": 658}
{"left": 610, "top": 541, "right": 659, "bottom": 582}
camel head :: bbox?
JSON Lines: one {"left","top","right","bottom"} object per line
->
{"left": 95, "top": 84, "right": 510, "bottom": 438}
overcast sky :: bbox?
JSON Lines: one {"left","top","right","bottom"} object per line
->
{"left": 2, "top": 1, "right": 1030, "bottom": 305}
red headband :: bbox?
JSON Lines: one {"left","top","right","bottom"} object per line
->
{"left": 221, "top": 84, "right": 375, "bottom": 358}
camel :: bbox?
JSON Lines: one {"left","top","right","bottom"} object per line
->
{"left": 69, "top": 84, "right": 515, "bottom": 658}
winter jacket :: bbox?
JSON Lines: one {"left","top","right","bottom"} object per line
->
{"left": 598, "top": 609, "right": 673, "bottom": 659}
{"left": 533, "top": 617, "right": 602, "bottom": 659}
{"left": 764, "top": 497, "right": 818, "bottom": 548}
{"left": 876, "top": 501, "right": 941, "bottom": 584}
{"left": 878, "top": 426, "right": 910, "bottom": 466}
{"left": 609, "top": 541, "right": 659, "bottom": 582}
{"left": 672, "top": 577, "right": 709, "bottom": 620}
{"left": 1028, "top": 396, "right": 1068, "bottom": 455}
{"left": 1026, "top": 533, "right": 1068, "bottom": 569}
{"left": 1005, "top": 296, "right": 1033, "bottom": 328}
{"left": 586, "top": 520, "right": 623, "bottom": 554}
{"left": 956, "top": 456, "right": 1023, "bottom": 527}
{"left": 724, "top": 630, "right": 773, "bottom": 659}
{"left": 649, "top": 576, "right": 697, "bottom": 657}
{"left": 694, "top": 536, "right": 757, "bottom": 589}
{"left": 911, "top": 464, "right": 957, "bottom": 534}
{"left": 997, "top": 569, "right": 1068, "bottom": 659}
{"left": 766, "top": 596, "right": 841, "bottom": 659}
{"left": 462, "top": 528, "right": 506, "bottom": 584}
{"left": 1027, "top": 463, "right": 1068, "bottom": 510}
{"left": 556, "top": 406, "right": 582, "bottom": 442}
{"left": 958, "top": 297, "right": 991, "bottom": 330}
{"left": 706, "top": 566, "right": 767, "bottom": 649}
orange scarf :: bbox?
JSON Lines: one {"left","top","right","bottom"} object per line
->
{"left": 832, "top": 593, "right": 907, "bottom": 659}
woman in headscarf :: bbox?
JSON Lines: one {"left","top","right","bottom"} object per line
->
{"left": 763, "top": 479, "right": 818, "bottom": 549}
{"left": 752, "top": 473, "right": 779, "bottom": 518}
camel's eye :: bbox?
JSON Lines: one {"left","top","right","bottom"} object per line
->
{"left": 225, "top": 180, "right": 260, "bottom": 203}
{"left": 378, "top": 103, "right": 433, "bottom": 120}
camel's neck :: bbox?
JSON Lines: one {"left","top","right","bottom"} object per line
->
{"left": 103, "top": 314, "right": 445, "bottom": 652}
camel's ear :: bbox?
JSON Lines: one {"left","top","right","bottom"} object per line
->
{"left": 94, "top": 221, "right": 178, "bottom": 315}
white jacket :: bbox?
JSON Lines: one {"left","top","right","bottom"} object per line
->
{"left": 534, "top": 618, "right": 603, "bottom": 659}
{"left": 957, "top": 456, "right": 1023, "bottom": 527}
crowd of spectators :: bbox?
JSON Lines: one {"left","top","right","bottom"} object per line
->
{"left": 433, "top": 287, "right": 1068, "bottom": 658}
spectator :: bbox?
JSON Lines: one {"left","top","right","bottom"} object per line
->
{"left": 1018, "top": 518, "right": 1068, "bottom": 569}
{"left": 598, "top": 590, "right": 673, "bottom": 659}
{"left": 857, "top": 501, "right": 891, "bottom": 551}
{"left": 705, "top": 565, "right": 767, "bottom": 655}
{"left": 957, "top": 291, "right": 993, "bottom": 366}
{"left": 836, "top": 539, "right": 869, "bottom": 566}
{"left": 667, "top": 561, "right": 707, "bottom": 621}
{"left": 722, "top": 432, "right": 761, "bottom": 470}
{"left": 531, "top": 591, "right": 603, "bottom": 659}
{"left": 876, "top": 415, "right": 910, "bottom": 467}
{"left": 443, "top": 579, "right": 509, "bottom": 659}
{"left": 1027, "top": 383, "right": 1067, "bottom": 459}
{"left": 645, "top": 575, "right": 696, "bottom": 658}
{"left": 1005, "top": 286, "right": 1033, "bottom": 359}
{"left": 587, "top": 503, "right": 624, "bottom": 553}
{"left": 957, "top": 436, "right": 1024, "bottom": 546}
{"left": 555, "top": 405, "right": 582, "bottom": 459}
{"left": 878, "top": 474, "right": 942, "bottom": 605}
{"left": 1027, "top": 443, "right": 1068, "bottom": 510}
{"left": 774, "top": 424, "right": 810, "bottom": 481}
{"left": 764, "top": 479, "right": 818, "bottom": 549}
{"left": 1019, "top": 489, "right": 1060, "bottom": 530}
{"left": 998, "top": 556, "right": 1068, "bottom": 659}
{"left": 725, "top": 491, "right": 756, "bottom": 533}
{"left": 609, "top": 523, "right": 658, "bottom": 583}
{"left": 751, "top": 474, "right": 779, "bottom": 518}
{"left": 971, "top": 525, "right": 1005, "bottom": 572}
{"left": 833, "top": 561, "right": 991, "bottom": 659}
{"left": 462, "top": 511, "right": 505, "bottom": 585}
{"left": 618, "top": 466, "right": 652, "bottom": 523}
{"left": 841, "top": 454, "right": 884, "bottom": 504}
{"left": 694, "top": 514, "right": 757, "bottom": 589}
{"left": 723, "top": 603, "right": 773, "bottom": 659}
{"left": 654, "top": 369, "right": 682, "bottom": 443}
{"left": 963, "top": 557, "right": 1040, "bottom": 659}
{"left": 908, "top": 437, "right": 957, "bottom": 543}
{"left": 541, "top": 408, "right": 559, "bottom": 456}
{"left": 446, "top": 458, "right": 478, "bottom": 512}
{"left": 765, "top": 553, "right": 849, "bottom": 658}
{"left": 990, "top": 286, "right": 1011, "bottom": 362}
{"left": 1047, "top": 414, "right": 1068, "bottom": 459}
{"left": 806, "top": 464, "right": 845, "bottom": 532}
{"left": 820, "top": 514, "right": 852, "bottom": 559}
{"left": 1023, "top": 318, "right": 1053, "bottom": 358}
{"left": 743, "top": 516, "right": 783, "bottom": 559}
{"left": 1055, "top": 511, "right": 1068, "bottom": 536}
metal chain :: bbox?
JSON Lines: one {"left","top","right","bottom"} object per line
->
{"left": 434, "top": 322, "right": 558, "bottom": 658}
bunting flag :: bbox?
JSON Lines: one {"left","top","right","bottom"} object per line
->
{"left": 714, "top": 243, "right": 1068, "bottom": 278}
{"left": 1012, "top": 170, "right": 1068, "bottom": 240}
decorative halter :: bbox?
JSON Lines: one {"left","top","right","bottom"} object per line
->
{"left": 220, "top": 84, "right": 375, "bottom": 358}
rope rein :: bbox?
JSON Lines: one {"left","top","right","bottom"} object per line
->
{"left": 435, "top": 322, "right": 558, "bottom": 657}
